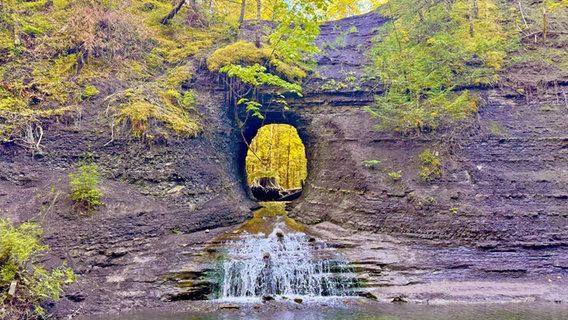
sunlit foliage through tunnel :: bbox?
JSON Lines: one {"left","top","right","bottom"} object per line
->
{"left": 246, "top": 124, "right": 307, "bottom": 201}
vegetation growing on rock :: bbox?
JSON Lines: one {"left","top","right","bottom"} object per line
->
{"left": 365, "top": 0, "right": 568, "bottom": 135}
{"left": 419, "top": 148, "right": 442, "bottom": 182}
{"left": 0, "top": 219, "right": 75, "bottom": 320}
{"left": 69, "top": 159, "right": 103, "bottom": 213}
{"left": 0, "top": 0, "right": 212, "bottom": 145}
{"left": 365, "top": 0, "right": 511, "bottom": 134}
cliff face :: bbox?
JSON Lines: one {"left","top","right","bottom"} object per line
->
{"left": 290, "top": 88, "right": 568, "bottom": 244}
{"left": 0, "top": 86, "right": 256, "bottom": 313}
{"left": 1, "top": 7, "right": 568, "bottom": 317}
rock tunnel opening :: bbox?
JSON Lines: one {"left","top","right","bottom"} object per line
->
{"left": 245, "top": 124, "right": 307, "bottom": 201}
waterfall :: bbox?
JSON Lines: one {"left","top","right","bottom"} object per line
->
{"left": 214, "top": 227, "right": 358, "bottom": 298}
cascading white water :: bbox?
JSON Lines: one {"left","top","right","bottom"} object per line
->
{"left": 216, "top": 226, "right": 358, "bottom": 298}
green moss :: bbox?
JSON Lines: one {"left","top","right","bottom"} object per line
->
{"left": 239, "top": 202, "right": 305, "bottom": 235}
{"left": 207, "top": 41, "right": 272, "bottom": 72}
{"left": 145, "top": 50, "right": 166, "bottom": 71}
{"left": 21, "top": 15, "right": 53, "bottom": 37}
{"left": 19, "top": 0, "right": 50, "bottom": 10}
{"left": 82, "top": 85, "right": 100, "bottom": 100}
{"left": 271, "top": 58, "right": 308, "bottom": 81}
{"left": 31, "top": 54, "right": 79, "bottom": 104}
{"left": 167, "top": 40, "right": 212, "bottom": 64}
{"left": 166, "top": 65, "right": 192, "bottom": 89}
{"left": 487, "top": 121, "right": 509, "bottom": 137}
{"left": 182, "top": 90, "right": 196, "bottom": 109}
{"left": 118, "top": 100, "right": 153, "bottom": 140}
{"left": 0, "top": 31, "right": 13, "bottom": 50}
{"left": 117, "top": 88, "right": 199, "bottom": 140}
{"left": 387, "top": 170, "right": 402, "bottom": 181}
{"left": 53, "top": 0, "right": 70, "bottom": 10}
{"left": 0, "top": 97, "right": 28, "bottom": 112}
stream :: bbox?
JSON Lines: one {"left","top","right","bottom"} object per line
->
{"left": 93, "top": 302, "right": 568, "bottom": 320}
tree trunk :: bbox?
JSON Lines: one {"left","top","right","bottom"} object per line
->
{"left": 285, "top": 129, "right": 291, "bottom": 189}
{"left": 250, "top": 177, "right": 284, "bottom": 201}
{"left": 542, "top": 6, "right": 547, "bottom": 43}
{"left": 255, "top": 0, "right": 261, "bottom": 47}
{"left": 468, "top": 0, "right": 474, "bottom": 37}
{"left": 268, "top": 124, "right": 273, "bottom": 171}
{"left": 388, "top": 3, "right": 403, "bottom": 53}
{"left": 473, "top": 0, "right": 478, "bottom": 18}
{"left": 161, "top": 0, "right": 186, "bottom": 25}
{"left": 238, "top": 0, "right": 246, "bottom": 26}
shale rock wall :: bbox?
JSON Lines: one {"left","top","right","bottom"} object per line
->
{"left": 0, "top": 85, "right": 256, "bottom": 314}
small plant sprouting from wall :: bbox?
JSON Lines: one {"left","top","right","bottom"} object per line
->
{"left": 426, "top": 196, "right": 437, "bottom": 204}
{"left": 487, "top": 121, "right": 509, "bottom": 137}
{"left": 363, "top": 159, "right": 380, "bottom": 170}
{"left": 387, "top": 170, "right": 402, "bottom": 181}
{"left": 419, "top": 148, "right": 442, "bottom": 182}
{"left": 69, "top": 155, "right": 103, "bottom": 213}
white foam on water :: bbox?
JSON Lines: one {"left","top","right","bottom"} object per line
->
{"left": 216, "top": 226, "right": 358, "bottom": 299}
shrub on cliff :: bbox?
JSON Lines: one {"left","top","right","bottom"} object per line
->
{"left": 69, "top": 161, "right": 103, "bottom": 213}
{"left": 0, "top": 219, "right": 75, "bottom": 320}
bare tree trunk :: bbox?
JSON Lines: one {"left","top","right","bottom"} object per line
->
{"left": 388, "top": 3, "right": 402, "bottom": 53}
{"left": 268, "top": 124, "right": 273, "bottom": 171}
{"left": 238, "top": 0, "right": 246, "bottom": 26}
{"left": 255, "top": 0, "right": 261, "bottom": 47}
{"left": 275, "top": 125, "right": 282, "bottom": 185}
{"left": 468, "top": 0, "right": 474, "bottom": 37}
{"left": 473, "top": 0, "right": 478, "bottom": 18}
{"left": 285, "top": 128, "right": 291, "bottom": 189}
{"left": 542, "top": 6, "right": 547, "bottom": 43}
{"left": 161, "top": 0, "right": 186, "bottom": 25}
